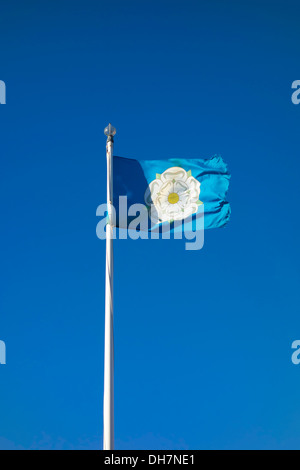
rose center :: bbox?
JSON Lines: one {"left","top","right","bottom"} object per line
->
{"left": 168, "top": 192, "right": 179, "bottom": 204}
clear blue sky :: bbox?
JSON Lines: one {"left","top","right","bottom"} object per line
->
{"left": 0, "top": 0, "right": 300, "bottom": 450}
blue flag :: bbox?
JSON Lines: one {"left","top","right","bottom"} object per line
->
{"left": 113, "top": 155, "right": 231, "bottom": 232}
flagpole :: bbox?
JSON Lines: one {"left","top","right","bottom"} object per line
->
{"left": 103, "top": 123, "right": 116, "bottom": 450}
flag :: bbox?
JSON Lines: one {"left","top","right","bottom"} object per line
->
{"left": 113, "top": 155, "right": 231, "bottom": 232}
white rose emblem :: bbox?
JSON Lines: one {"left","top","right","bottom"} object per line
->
{"left": 144, "top": 167, "right": 202, "bottom": 223}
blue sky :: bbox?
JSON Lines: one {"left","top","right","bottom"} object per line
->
{"left": 0, "top": 0, "right": 300, "bottom": 450}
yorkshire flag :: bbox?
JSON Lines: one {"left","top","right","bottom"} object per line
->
{"left": 113, "top": 155, "right": 231, "bottom": 232}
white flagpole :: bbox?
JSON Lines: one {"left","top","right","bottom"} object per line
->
{"left": 103, "top": 123, "right": 116, "bottom": 450}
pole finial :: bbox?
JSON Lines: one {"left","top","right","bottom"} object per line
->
{"left": 104, "top": 123, "right": 117, "bottom": 141}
